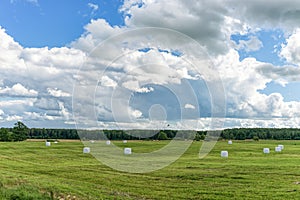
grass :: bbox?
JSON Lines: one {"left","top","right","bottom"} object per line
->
{"left": 0, "top": 140, "right": 300, "bottom": 199}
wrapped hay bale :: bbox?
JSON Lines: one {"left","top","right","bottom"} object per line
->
{"left": 263, "top": 148, "right": 270, "bottom": 154}
{"left": 275, "top": 146, "right": 281, "bottom": 152}
{"left": 124, "top": 148, "right": 132, "bottom": 155}
{"left": 221, "top": 151, "right": 228, "bottom": 158}
{"left": 83, "top": 147, "right": 91, "bottom": 154}
{"left": 278, "top": 144, "right": 284, "bottom": 150}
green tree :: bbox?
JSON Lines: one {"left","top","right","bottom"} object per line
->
{"left": 158, "top": 131, "right": 168, "bottom": 140}
{"left": 0, "top": 128, "right": 9, "bottom": 141}
{"left": 194, "top": 133, "right": 202, "bottom": 141}
{"left": 12, "top": 121, "right": 29, "bottom": 141}
{"left": 235, "top": 131, "right": 246, "bottom": 140}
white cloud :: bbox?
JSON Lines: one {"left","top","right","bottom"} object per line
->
{"left": 256, "top": 64, "right": 300, "bottom": 86}
{"left": 226, "top": 0, "right": 300, "bottom": 30}
{"left": 34, "top": 98, "right": 59, "bottom": 110}
{"left": 280, "top": 28, "right": 300, "bottom": 65}
{"left": 235, "top": 36, "right": 263, "bottom": 52}
{"left": 6, "top": 115, "right": 23, "bottom": 122}
{"left": 100, "top": 76, "right": 117, "bottom": 88}
{"left": 0, "top": 27, "right": 84, "bottom": 126}
{"left": 131, "top": 109, "right": 143, "bottom": 119}
{"left": 0, "top": 83, "right": 38, "bottom": 97}
{"left": 88, "top": 3, "right": 99, "bottom": 13}
{"left": 120, "top": 0, "right": 229, "bottom": 55}
{"left": 71, "top": 19, "right": 122, "bottom": 52}
{"left": 47, "top": 88, "right": 71, "bottom": 97}
{"left": 184, "top": 104, "right": 196, "bottom": 109}
{"left": 122, "top": 80, "right": 140, "bottom": 91}
{"left": 136, "top": 87, "right": 154, "bottom": 93}
{"left": 215, "top": 49, "right": 300, "bottom": 118}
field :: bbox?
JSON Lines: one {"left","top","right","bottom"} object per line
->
{"left": 0, "top": 140, "right": 300, "bottom": 199}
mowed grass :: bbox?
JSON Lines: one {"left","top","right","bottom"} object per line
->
{"left": 0, "top": 140, "right": 300, "bottom": 199}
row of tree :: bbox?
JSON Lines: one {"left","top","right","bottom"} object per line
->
{"left": 1, "top": 121, "right": 300, "bottom": 142}
{"left": 220, "top": 128, "right": 300, "bottom": 140}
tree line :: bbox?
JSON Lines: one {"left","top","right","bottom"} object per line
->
{"left": 1, "top": 121, "right": 300, "bottom": 142}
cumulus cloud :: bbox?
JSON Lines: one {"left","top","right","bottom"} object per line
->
{"left": 47, "top": 88, "right": 71, "bottom": 97}
{"left": 34, "top": 98, "right": 60, "bottom": 110}
{"left": 120, "top": 0, "right": 229, "bottom": 55}
{"left": 130, "top": 109, "right": 143, "bottom": 119}
{"left": 184, "top": 104, "right": 196, "bottom": 109}
{"left": 71, "top": 19, "right": 122, "bottom": 52}
{"left": 136, "top": 87, "right": 154, "bottom": 93}
{"left": 226, "top": 0, "right": 300, "bottom": 30}
{"left": 100, "top": 76, "right": 118, "bottom": 88}
{"left": 215, "top": 49, "right": 300, "bottom": 119}
{"left": 0, "top": 27, "right": 83, "bottom": 127}
{"left": 280, "top": 28, "right": 300, "bottom": 65}
{"left": 256, "top": 64, "right": 300, "bottom": 86}
{"left": 0, "top": 83, "right": 38, "bottom": 97}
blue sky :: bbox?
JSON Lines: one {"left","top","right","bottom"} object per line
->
{"left": 0, "top": 0, "right": 124, "bottom": 47}
{"left": 0, "top": 0, "right": 300, "bottom": 129}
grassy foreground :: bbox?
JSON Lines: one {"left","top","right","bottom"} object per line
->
{"left": 0, "top": 140, "right": 300, "bottom": 199}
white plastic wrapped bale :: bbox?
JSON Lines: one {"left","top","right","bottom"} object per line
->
{"left": 90, "top": 140, "right": 95, "bottom": 143}
{"left": 275, "top": 146, "right": 282, "bottom": 152}
{"left": 278, "top": 144, "right": 284, "bottom": 150}
{"left": 45, "top": 141, "right": 51, "bottom": 147}
{"left": 228, "top": 140, "right": 233, "bottom": 145}
{"left": 263, "top": 148, "right": 270, "bottom": 154}
{"left": 83, "top": 147, "right": 91, "bottom": 154}
{"left": 123, "top": 140, "right": 127, "bottom": 144}
{"left": 106, "top": 140, "right": 111, "bottom": 145}
{"left": 124, "top": 148, "right": 132, "bottom": 155}
{"left": 221, "top": 151, "right": 228, "bottom": 158}
{"left": 54, "top": 141, "right": 58, "bottom": 144}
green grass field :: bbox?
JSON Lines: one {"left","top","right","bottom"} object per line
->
{"left": 0, "top": 140, "right": 300, "bottom": 199}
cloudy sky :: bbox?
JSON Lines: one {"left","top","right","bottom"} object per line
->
{"left": 0, "top": 0, "right": 300, "bottom": 129}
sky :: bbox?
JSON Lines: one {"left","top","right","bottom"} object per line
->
{"left": 0, "top": 0, "right": 300, "bottom": 130}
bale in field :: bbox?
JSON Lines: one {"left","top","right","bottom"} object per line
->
{"left": 221, "top": 151, "right": 228, "bottom": 158}
{"left": 124, "top": 147, "right": 132, "bottom": 155}
{"left": 83, "top": 147, "right": 90, "bottom": 153}
{"left": 263, "top": 148, "right": 270, "bottom": 154}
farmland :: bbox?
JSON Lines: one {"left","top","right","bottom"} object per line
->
{"left": 0, "top": 140, "right": 300, "bottom": 199}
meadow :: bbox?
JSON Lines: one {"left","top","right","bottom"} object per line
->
{"left": 0, "top": 140, "right": 300, "bottom": 199}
